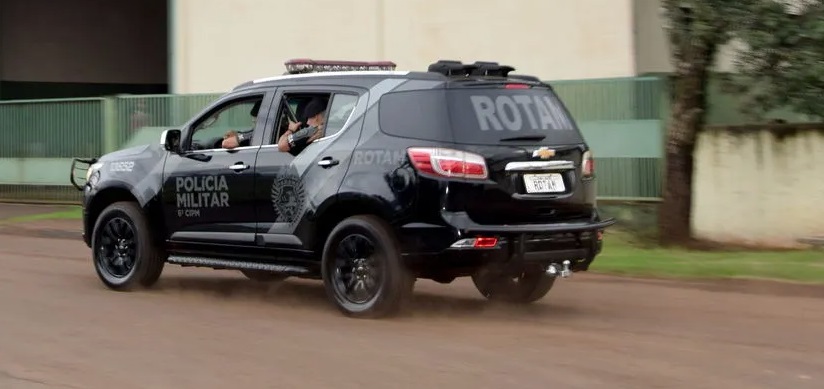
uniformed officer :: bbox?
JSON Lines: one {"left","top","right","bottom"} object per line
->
{"left": 223, "top": 99, "right": 304, "bottom": 150}
{"left": 277, "top": 97, "right": 327, "bottom": 156}
{"left": 221, "top": 99, "right": 265, "bottom": 149}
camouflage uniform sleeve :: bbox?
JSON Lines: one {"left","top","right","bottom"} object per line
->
{"left": 236, "top": 129, "right": 254, "bottom": 145}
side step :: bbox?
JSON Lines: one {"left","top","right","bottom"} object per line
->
{"left": 167, "top": 255, "right": 311, "bottom": 275}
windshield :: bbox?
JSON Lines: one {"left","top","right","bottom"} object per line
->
{"left": 378, "top": 87, "right": 584, "bottom": 145}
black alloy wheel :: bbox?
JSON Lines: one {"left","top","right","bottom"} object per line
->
{"left": 92, "top": 202, "right": 166, "bottom": 291}
{"left": 331, "top": 233, "right": 383, "bottom": 304}
{"left": 96, "top": 216, "right": 138, "bottom": 279}
{"left": 321, "top": 215, "right": 414, "bottom": 318}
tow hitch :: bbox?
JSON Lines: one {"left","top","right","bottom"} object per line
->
{"left": 546, "top": 260, "right": 572, "bottom": 278}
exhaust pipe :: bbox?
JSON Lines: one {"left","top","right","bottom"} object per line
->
{"left": 546, "top": 260, "right": 572, "bottom": 278}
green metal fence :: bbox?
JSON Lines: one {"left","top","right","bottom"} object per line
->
{"left": 0, "top": 97, "right": 106, "bottom": 159}
{"left": 552, "top": 76, "right": 666, "bottom": 201}
{"left": 0, "top": 76, "right": 667, "bottom": 203}
{"left": 552, "top": 76, "right": 667, "bottom": 121}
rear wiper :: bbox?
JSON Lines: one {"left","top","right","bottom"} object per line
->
{"left": 500, "top": 135, "right": 546, "bottom": 142}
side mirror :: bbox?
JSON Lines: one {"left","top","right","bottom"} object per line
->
{"left": 160, "top": 129, "right": 181, "bottom": 152}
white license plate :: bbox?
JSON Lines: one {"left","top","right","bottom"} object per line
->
{"left": 523, "top": 173, "right": 565, "bottom": 193}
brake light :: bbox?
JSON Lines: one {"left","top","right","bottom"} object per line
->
{"left": 450, "top": 236, "right": 499, "bottom": 249}
{"left": 582, "top": 150, "right": 595, "bottom": 177}
{"left": 505, "top": 83, "right": 529, "bottom": 89}
{"left": 407, "top": 147, "right": 489, "bottom": 180}
{"left": 473, "top": 237, "right": 499, "bottom": 248}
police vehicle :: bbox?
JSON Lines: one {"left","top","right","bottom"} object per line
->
{"left": 70, "top": 58, "right": 615, "bottom": 318}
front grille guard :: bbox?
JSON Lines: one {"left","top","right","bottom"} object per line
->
{"left": 69, "top": 157, "right": 98, "bottom": 191}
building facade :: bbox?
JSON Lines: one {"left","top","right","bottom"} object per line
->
{"left": 0, "top": 0, "right": 742, "bottom": 98}
{"left": 171, "top": 0, "right": 649, "bottom": 94}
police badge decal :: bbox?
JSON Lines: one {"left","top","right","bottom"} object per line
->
{"left": 271, "top": 173, "right": 306, "bottom": 225}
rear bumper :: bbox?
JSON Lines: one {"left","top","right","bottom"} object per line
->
{"left": 399, "top": 211, "right": 615, "bottom": 273}
{"left": 440, "top": 211, "right": 615, "bottom": 234}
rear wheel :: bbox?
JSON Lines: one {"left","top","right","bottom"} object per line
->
{"left": 321, "top": 215, "right": 414, "bottom": 318}
{"left": 91, "top": 201, "right": 165, "bottom": 291}
{"left": 471, "top": 264, "right": 556, "bottom": 304}
{"left": 240, "top": 270, "right": 288, "bottom": 282}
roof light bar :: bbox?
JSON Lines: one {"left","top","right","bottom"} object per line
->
{"left": 284, "top": 58, "right": 397, "bottom": 74}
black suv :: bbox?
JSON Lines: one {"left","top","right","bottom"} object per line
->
{"left": 70, "top": 59, "right": 614, "bottom": 318}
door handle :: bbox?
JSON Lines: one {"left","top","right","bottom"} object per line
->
{"left": 229, "top": 162, "right": 250, "bottom": 172}
{"left": 317, "top": 157, "right": 339, "bottom": 168}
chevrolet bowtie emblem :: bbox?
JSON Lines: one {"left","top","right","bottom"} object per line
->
{"left": 532, "top": 147, "right": 555, "bottom": 159}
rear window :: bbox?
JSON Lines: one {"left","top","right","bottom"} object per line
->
{"left": 378, "top": 87, "right": 584, "bottom": 145}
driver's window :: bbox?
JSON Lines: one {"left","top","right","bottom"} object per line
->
{"left": 189, "top": 96, "right": 263, "bottom": 150}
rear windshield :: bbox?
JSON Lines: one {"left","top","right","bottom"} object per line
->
{"left": 377, "top": 87, "right": 584, "bottom": 145}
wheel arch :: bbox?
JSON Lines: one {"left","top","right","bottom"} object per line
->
{"left": 312, "top": 193, "right": 397, "bottom": 254}
{"left": 87, "top": 184, "right": 166, "bottom": 245}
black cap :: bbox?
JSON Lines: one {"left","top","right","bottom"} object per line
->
{"left": 302, "top": 97, "right": 327, "bottom": 121}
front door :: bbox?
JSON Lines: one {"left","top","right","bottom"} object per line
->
{"left": 161, "top": 90, "right": 275, "bottom": 247}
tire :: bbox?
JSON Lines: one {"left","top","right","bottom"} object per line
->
{"left": 471, "top": 264, "right": 556, "bottom": 304}
{"left": 321, "top": 215, "right": 414, "bottom": 318}
{"left": 91, "top": 201, "right": 166, "bottom": 291}
{"left": 240, "top": 269, "right": 288, "bottom": 282}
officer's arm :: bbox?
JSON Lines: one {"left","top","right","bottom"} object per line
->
{"left": 236, "top": 129, "right": 253, "bottom": 145}
{"left": 277, "top": 129, "right": 292, "bottom": 152}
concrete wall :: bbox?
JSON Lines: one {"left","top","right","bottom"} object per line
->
{"left": 171, "top": 0, "right": 638, "bottom": 93}
{"left": 692, "top": 124, "right": 824, "bottom": 248}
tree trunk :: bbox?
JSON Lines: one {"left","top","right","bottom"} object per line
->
{"left": 658, "top": 63, "right": 711, "bottom": 246}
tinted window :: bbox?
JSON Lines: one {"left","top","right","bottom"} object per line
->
{"left": 447, "top": 88, "right": 583, "bottom": 145}
{"left": 378, "top": 87, "right": 583, "bottom": 145}
{"left": 324, "top": 93, "right": 359, "bottom": 137}
{"left": 377, "top": 89, "right": 453, "bottom": 142}
{"left": 189, "top": 96, "right": 263, "bottom": 149}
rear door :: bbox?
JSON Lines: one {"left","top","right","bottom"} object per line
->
{"left": 254, "top": 85, "right": 367, "bottom": 250}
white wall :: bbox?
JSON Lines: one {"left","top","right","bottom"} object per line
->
{"left": 171, "top": 0, "right": 637, "bottom": 94}
{"left": 692, "top": 126, "right": 824, "bottom": 248}
{"left": 0, "top": 0, "right": 167, "bottom": 84}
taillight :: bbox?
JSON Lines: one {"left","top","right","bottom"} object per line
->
{"left": 504, "top": 83, "right": 529, "bottom": 89}
{"left": 582, "top": 150, "right": 595, "bottom": 177}
{"left": 450, "top": 236, "right": 499, "bottom": 249}
{"left": 407, "top": 147, "right": 489, "bottom": 180}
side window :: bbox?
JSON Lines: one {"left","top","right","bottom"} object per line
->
{"left": 322, "top": 93, "right": 359, "bottom": 138}
{"left": 270, "top": 92, "right": 332, "bottom": 144}
{"left": 188, "top": 95, "right": 264, "bottom": 150}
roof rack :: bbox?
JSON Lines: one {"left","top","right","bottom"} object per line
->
{"left": 284, "top": 58, "right": 397, "bottom": 74}
{"left": 427, "top": 60, "right": 516, "bottom": 77}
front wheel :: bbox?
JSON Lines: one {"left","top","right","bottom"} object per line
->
{"left": 471, "top": 264, "right": 556, "bottom": 304}
{"left": 91, "top": 201, "right": 166, "bottom": 291}
{"left": 321, "top": 215, "right": 414, "bottom": 318}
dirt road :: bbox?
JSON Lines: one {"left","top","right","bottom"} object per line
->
{"left": 1, "top": 233, "right": 823, "bottom": 389}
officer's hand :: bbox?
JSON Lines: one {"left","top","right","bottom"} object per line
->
{"left": 222, "top": 131, "right": 239, "bottom": 149}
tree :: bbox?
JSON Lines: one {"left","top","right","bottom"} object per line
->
{"left": 730, "top": 0, "right": 824, "bottom": 120}
{"left": 658, "top": 0, "right": 754, "bottom": 245}
{"left": 657, "top": 0, "right": 822, "bottom": 245}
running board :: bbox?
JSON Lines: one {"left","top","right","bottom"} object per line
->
{"left": 166, "top": 255, "right": 311, "bottom": 275}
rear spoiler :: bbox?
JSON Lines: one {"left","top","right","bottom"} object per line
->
{"left": 69, "top": 157, "right": 98, "bottom": 191}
